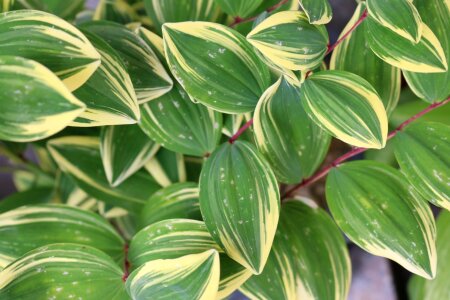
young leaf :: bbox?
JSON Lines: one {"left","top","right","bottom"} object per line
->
{"left": 214, "top": 0, "right": 263, "bottom": 18}
{"left": 403, "top": 0, "right": 450, "bottom": 103}
{"left": 394, "top": 122, "right": 450, "bottom": 211}
{"left": 199, "top": 141, "right": 280, "bottom": 274}
{"left": 0, "top": 56, "right": 85, "bottom": 142}
{"left": 366, "top": 18, "right": 448, "bottom": 73}
{"left": 82, "top": 21, "right": 173, "bottom": 103}
{"left": 100, "top": 125, "right": 159, "bottom": 187}
{"left": 0, "top": 10, "right": 101, "bottom": 91}
{"left": 253, "top": 76, "right": 331, "bottom": 183}
{"left": 247, "top": 11, "right": 329, "bottom": 70}
{"left": 0, "top": 244, "right": 128, "bottom": 299}
{"left": 241, "top": 199, "right": 351, "bottom": 300}
{"left": 300, "top": 70, "right": 388, "bottom": 149}
{"left": 126, "top": 250, "right": 220, "bottom": 300}
{"left": 0, "top": 204, "right": 125, "bottom": 267}
{"left": 326, "top": 161, "right": 437, "bottom": 279}
{"left": 366, "top": 0, "right": 422, "bottom": 43}
{"left": 47, "top": 136, "right": 160, "bottom": 214}
{"left": 298, "top": 0, "right": 332, "bottom": 25}
{"left": 162, "top": 21, "right": 271, "bottom": 113}
{"left": 330, "top": 2, "right": 400, "bottom": 115}
{"left": 139, "top": 84, "right": 222, "bottom": 157}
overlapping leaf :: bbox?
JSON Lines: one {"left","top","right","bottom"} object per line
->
{"left": 0, "top": 56, "right": 85, "bottom": 142}
{"left": 94, "top": 0, "right": 135, "bottom": 24}
{"left": 145, "top": 148, "right": 186, "bottom": 187}
{"left": 298, "top": 0, "right": 332, "bottom": 25}
{"left": 14, "top": 0, "right": 85, "bottom": 20}
{"left": 326, "top": 161, "right": 437, "bottom": 279}
{"left": 162, "top": 21, "right": 270, "bottom": 113}
{"left": 214, "top": 0, "right": 262, "bottom": 18}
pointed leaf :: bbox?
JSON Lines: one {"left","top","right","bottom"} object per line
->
{"left": 162, "top": 21, "right": 271, "bottom": 113}
{"left": 300, "top": 70, "right": 388, "bottom": 149}
{"left": 145, "top": 148, "right": 186, "bottom": 187}
{"left": 326, "top": 161, "right": 437, "bottom": 279}
{"left": 214, "top": 0, "right": 263, "bottom": 18}
{"left": 298, "top": 0, "right": 332, "bottom": 24}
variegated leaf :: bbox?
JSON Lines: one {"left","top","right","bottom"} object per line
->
{"left": 298, "top": 0, "right": 332, "bottom": 25}
{"left": 139, "top": 182, "right": 202, "bottom": 229}
{"left": 300, "top": 70, "right": 388, "bottom": 149}
{"left": 394, "top": 122, "right": 450, "bottom": 211}
{"left": 145, "top": 148, "right": 186, "bottom": 187}
{"left": 94, "top": 0, "right": 135, "bottom": 24}
{"left": 200, "top": 141, "right": 280, "bottom": 274}
{"left": 0, "top": 244, "right": 128, "bottom": 299}
{"left": 82, "top": 20, "right": 173, "bottom": 103}
{"left": 0, "top": 56, "right": 85, "bottom": 142}
{"left": 253, "top": 76, "right": 331, "bottom": 183}
{"left": 14, "top": 0, "right": 85, "bottom": 20}
{"left": 0, "top": 10, "right": 100, "bottom": 91}
{"left": 366, "top": 17, "right": 448, "bottom": 73}
{"left": 0, "top": 0, "right": 13, "bottom": 12}
{"left": 403, "top": 0, "right": 450, "bottom": 103}
{"left": 222, "top": 113, "right": 244, "bottom": 137}
{"left": 47, "top": 136, "right": 160, "bottom": 214}
{"left": 247, "top": 11, "right": 328, "bottom": 71}
{"left": 241, "top": 199, "right": 351, "bottom": 300}
{"left": 214, "top": 0, "right": 263, "bottom": 18}
{"left": 326, "top": 161, "right": 437, "bottom": 279}
{"left": 100, "top": 124, "right": 159, "bottom": 187}
{"left": 140, "top": 84, "right": 222, "bottom": 157}
{"left": 0, "top": 204, "right": 125, "bottom": 267}
{"left": 0, "top": 187, "right": 53, "bottom": 214}
{"left": 162, "top": 21, "right": 271, "bottom": 113}
{"left": 129, "top": 219, "right": 252, "bottom": 298}
{"left": 128, "top": 23, "right": 165, "bottom": 63}
{"left": 330, "top": 2, "right": 401, "bottom": 115}
{"left": 126, "top": 249, "right": 220, "bottom": 300}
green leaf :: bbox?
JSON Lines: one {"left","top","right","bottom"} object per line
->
{"left": 0, "top": 56, "right": 85, "bottom": 142}
{"left": 199, "top": 141, "right": 280, "bottom": 274}
{"left": 140, "top": 84, "right": 222, "bottom": 157}
{"left": 366, "top": 0, "right": 422, "bottom": 43}
{"left": 0, "top": 187, "right": 53, "bottom": 214}
{"left": 100, "top": 125, "right": 159, "bottom": 187}
{"left": 247, "top": 11, "right": 328, "bottom": 70}
{"left": 326, "top": 160, "right": 437, "bottom": 279}
{"left": 298, "top": 0, "right": 332, "bottom": 24}
{"left": 47, "top": 136, "right": 160, "bottom": 214}
{"left": 222, "top": 113, "right": 244, "bottom": 137}
{"left": 408, "top": 211, "right": 450, "bottom": 300}
{"left": 253, "top": 76, "right": 331, "bottom": 183}
{"left": 144, "top": 0, "right": 220, "bottom": 34}
{"left": 241, "top": 199, "right": 351, "bottom": 300}
{"left": 128, "top": 219, "right": 252, "bottom": 299}
{"left": 126, "top": 249, "right": 220, "bottom": 300}
{"left": 93, "top": 0, "right": 135, "bottom": 24}
{"left": 0, "top": 244, "right": 128, "bottom": 299}
{"left": 13, "top": 0, "right": 85, "bottom": 20}
{"left": 394, "top": 122, "right": 450, "bottom": 211}
{"left": 82, "top": 21, "right": 173, "bottom": 103}
{"left": 403, "top": 0, "right": 450, "bottom": 103}
{"left": 0, "top": 204, "right": 125, "bottom": 268}
{"left": 162, "top": 21, "right": 271, "bottom": 113}
{"left": 366, "top": 17, "right": 448, "bottom": 73}
{"left": 128, "top": 23, "right": 165, "bottom": 63}
{"left": 330, "top": 2, "right": 401, "bottom": 115}
{"left": 145, "top": 148, "right": 186, "bottom": 187}
{"left": 138, "top": 182, "right": 202, "bottom": 229}
{"left": 12, "top": 170, "right": 54, "bottom": 192}
{"left": 0, "top": 0, "right": 14, "bottom": 12}
{"left": 0, "top": 10, "right": 101, "bottom": 91}
{"left": 214, "top": 0, "right": 263, "bottom": 18}
{"left": 300, "top": 70, "right": 388, "bottom": 149}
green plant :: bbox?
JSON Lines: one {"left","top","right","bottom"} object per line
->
{"left": 0, "top": 0, "right": 448, "bottom": 299}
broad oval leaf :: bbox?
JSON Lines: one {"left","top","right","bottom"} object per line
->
{"left": 100, "top": 124, "right": 159, "bottom": 187}
{"left": 0, "top": 244, "right": 128, "bottom": 299}
{"left": 300, "top": 70, "right": 388, "bottom": 149}
{"left": 253, "top": 76, "right": 331, "bottom": 183}
{"left": 82, "top": 21, "right": 173, "bottom": 103}
{"left": 247, "top": 11, "right": 328, "bottom": 70}
{"left": 126, "top": 249, "right": 220, "bottom": 300}
{"left": 403, "top": 0, "right": 450, "bottom": 103}
{"left": 241, "top": 199, "right": 351, "bottom": 300}
{"left": 298, "top": 0, "right": 332, "bottom": 25}
{"left": 330, "top": 2, "right": 401, "bottom": 115}
{"left": 366, "top": 17, "right": 448, "bottom": 73}
{"left": 139, "top": 84, "right": 223, "bottom": 157}
{"left": 394, "top": 122, "right": 450, "bottom": 211}
{"left": 366, "top": 0, "right": 422, "bottom": 43}
{"left": 199, "top": 141, "right": 280, "bottom": 274}
{"left": 0, "top": 10, "right": 101, "bottom": 91}
{"left": 162, "top": 21, "right": 271, "bottom": 113}
{"left": 0, "top": 56, "right": 85, "bottom": 142}
{"left": 0, "top": 204, "right": 125, "bottom": 267}
{"left": 326, "top": 160, "right": 437, "bottom": 279}
{"left": 139, "top": 182, "right": 202, "bottom": 229}
{"left": 47, "top": 136, "right": 160, "bottom": 214}
{"left": 214, "top": 0, "right": 263, "bottom": 18}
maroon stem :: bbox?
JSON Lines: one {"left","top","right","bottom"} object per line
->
{"left": 122, "top": 244, "right": 130, "bottom": 282}
{"left": 230, "top": 0, "right": 289, "bottom": 27}
{"left": 229, "top": 119, "right": 254, "bottom": 143}
{"left": 282, "top": 97, "right": 450, "bottom": 199}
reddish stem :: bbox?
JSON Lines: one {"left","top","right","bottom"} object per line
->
{"left": 229, "top": 119, "right": 254, "bottom": 143}
{"left": 230, "top": 0, "right": 289, "bottom": 27}
{"left": 282, "top": 97, "right": 450, "bottom": 199}
{"left": 122, "top": 244, "right": 130, "bottom": 282}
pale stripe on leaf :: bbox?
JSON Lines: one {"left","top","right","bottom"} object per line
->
{"left": 214, "top": 0, "right": 262, "bottom": 18}
{"left": 299, "top": 0, "right": 332, "bottom": 25}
